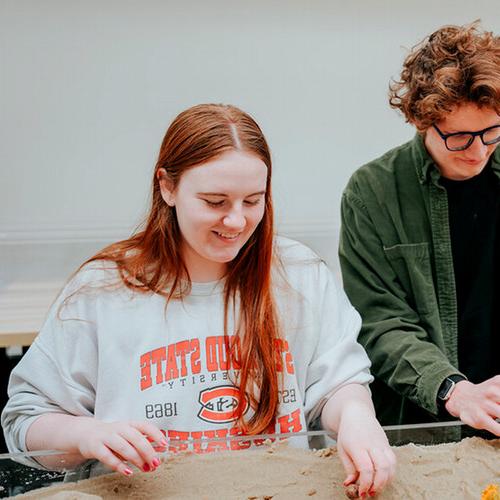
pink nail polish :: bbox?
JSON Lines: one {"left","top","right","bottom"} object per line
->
{"left": 123, "top": 468, "right": 133, "bottom": 476}
{"left": 143, "top": 463, "right": 151, "bottom": 472}
{"left": 152, "top": 458, "right": 161, "bottom": 467}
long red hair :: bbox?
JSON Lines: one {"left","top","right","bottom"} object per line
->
{"left": 85, "top": 104, "right": 280, "bottom": 434}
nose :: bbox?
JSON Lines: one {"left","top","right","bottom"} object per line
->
{"left": 222, "top": 207, "right": 246, "bottom": 230}
{"left": 466, "top": 136, "right": 489, "bottom": 159}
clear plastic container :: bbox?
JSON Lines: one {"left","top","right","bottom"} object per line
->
{"left": 0, "top": 422, "right": 497, "bottom": 497}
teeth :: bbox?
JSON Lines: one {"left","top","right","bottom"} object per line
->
{"left": 216, "top": 232, "right": 239, "bottom": 239}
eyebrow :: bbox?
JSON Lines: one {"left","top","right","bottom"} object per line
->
{"left": 197, "top": 191, "right": 266, "bottom": 197}
{"left": 443, "top": 122, "right": 500, "bottom": 134}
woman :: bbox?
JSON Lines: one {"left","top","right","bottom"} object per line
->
{"left": 2, "top": 104, "right": 395, "bottom": 497}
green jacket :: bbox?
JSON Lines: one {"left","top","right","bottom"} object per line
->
{"left": 339, "top": 134, "right": 500, "bottom": 425}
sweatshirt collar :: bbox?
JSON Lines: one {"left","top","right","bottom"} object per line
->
{"left": 189, "top": 279, "right": 225, "bottom": 296}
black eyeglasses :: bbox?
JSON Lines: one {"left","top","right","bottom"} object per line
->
{"left": 433, "top": 123, "right": 500, "bottom": 152}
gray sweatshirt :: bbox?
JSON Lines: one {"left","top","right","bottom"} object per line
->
{"left": 2, "top": 237, "right": 372, "bottom": 456}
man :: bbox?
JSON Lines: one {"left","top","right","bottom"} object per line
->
{"left": 339, "top": 22, "right": 500, "bottom": 435}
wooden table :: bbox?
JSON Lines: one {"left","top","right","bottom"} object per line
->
{"left": 0, "top": 332, "right": 38, "bottom": 348}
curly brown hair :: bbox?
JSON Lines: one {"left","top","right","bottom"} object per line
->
{"left": 389, "top": 21, "right": 500, "bottom": 131}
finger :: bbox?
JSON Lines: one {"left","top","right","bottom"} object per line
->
{"left": 480, "top": 416, "right": 500, "bottom": 437}
{"left": 131, "top": 421, "right": 167, "bottom": 448}
{"left": 348, "top": 449, "right": 375, "bottom": 497}
{"left": 152, "top": 443, "right": 167, "bottom": 453}
{"left": 145, "top": 435, "right": 167, "bottom": 451}
{"left": 339, "top": 450, "right": 373, "bottom": 496}
{"left": 337, "top": 447, "right": 359, "bottom": 486}
{"left": 131, "top": 421, "right": 168, "bottom": 456}
{"left": 463, "top": 405, "right": 500, "bottom": 435}
{"left": 344, "top": 473, "right": 358, "bottom": 487}
{"left": 105, "top": 434, "right": 146, "bottom": 472}
{"left": 119, "top": 426, "right": 161, "bottom": 471}
{"left": 385, "top": 447, "right": 397, "bottom": 481}
{"left": 145, "top": 435, "right": 167, "bottom": 453}
{"left": 92, "top": 443, "right": 134, "bottom": 476}
{"left": 368, "top": 448, "right": 393, "bottom": 494}
{"left": 487, "top": 402, "right": 500, "bottom": 419}
{"left": 478, "top": 399, "right": 500, "bottom": 417}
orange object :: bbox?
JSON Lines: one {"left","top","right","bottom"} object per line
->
{"left": 482, "top": 484, "right": 500, "bottom": 500}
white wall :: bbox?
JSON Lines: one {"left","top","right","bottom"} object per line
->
{"left": 1, "top": 0, "right": 498, "bottom": 333}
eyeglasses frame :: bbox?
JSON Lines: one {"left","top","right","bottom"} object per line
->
{"left": 432, "top": 123, "right": 500, "bottom": 152}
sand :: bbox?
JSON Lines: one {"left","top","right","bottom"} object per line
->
{"left": 17, "top": 437, "right": 500, "bottom": 500}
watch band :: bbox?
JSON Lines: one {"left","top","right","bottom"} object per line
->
{"left": 437, "top": 375, "right": 467, "bottom": 403}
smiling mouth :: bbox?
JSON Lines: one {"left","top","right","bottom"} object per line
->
{"left": 213, "top": 231, "right": 240, "bottom": 240}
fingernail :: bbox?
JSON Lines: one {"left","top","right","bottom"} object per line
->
{"left": 369, "top": 492, "right": 376, "bottom": 497}
{"left": 360, "top": 493, "right": 366, "bottom": 499}
{"left": 152, "top": 458, "right": 161, "bottom": 467}
{"left": 343, "top": 476, "right": 354, "bottom": 486}
{"left": 143, "top": 463, "right": 151, "bottom": 472}
{"left": 123, "top": 468, "right": 133, "bottom": 476}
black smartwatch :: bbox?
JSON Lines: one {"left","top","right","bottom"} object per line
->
{"left": 437, "top": 375, "right": 467, "bottom": 405}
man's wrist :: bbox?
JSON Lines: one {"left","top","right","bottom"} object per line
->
{"left": 437, "top": 375, "right": 467, "bottom": 409}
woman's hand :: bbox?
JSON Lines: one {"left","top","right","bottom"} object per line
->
{"left": 27, "top": 414, "right": 167, "bottom": 475}
{"left": 336, "top": 403, "right": 396, "bottom": 497}
{"left": 71, "top": 418, "right": 167, "bottom": 475}
{"left": 321, "top": 384, "right": 396, "bottom": 497}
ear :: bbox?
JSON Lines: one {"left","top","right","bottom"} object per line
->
{"left": 157, "top": 168, "right": 176, "bottom": 207}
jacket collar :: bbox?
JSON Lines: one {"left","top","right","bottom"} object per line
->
{"left": 412, "top": 132, "right": 500, "bottom": 185}
{"left": 411, "top": 133, "right": 436, "bottom": 185}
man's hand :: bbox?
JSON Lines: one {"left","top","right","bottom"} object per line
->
{"left": 445, "top": 376, "right": 500, "bottom": 436}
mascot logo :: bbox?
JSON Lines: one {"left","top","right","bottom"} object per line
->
{"left": 197, "top": 385, "right": 249, "bottom": 424}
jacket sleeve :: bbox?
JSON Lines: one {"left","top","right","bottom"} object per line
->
{"left": 304, "top": 260, "right": 373, "bottom": 426}
{"left": 1, "top": 270, "right": 99, "bottom": 455}
{"left": 339, "top": 190, "right": 461, "bottom": 416}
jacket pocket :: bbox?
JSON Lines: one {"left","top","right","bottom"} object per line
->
{"left": 383, "top": 242, "right": 437, "bottom": 316}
